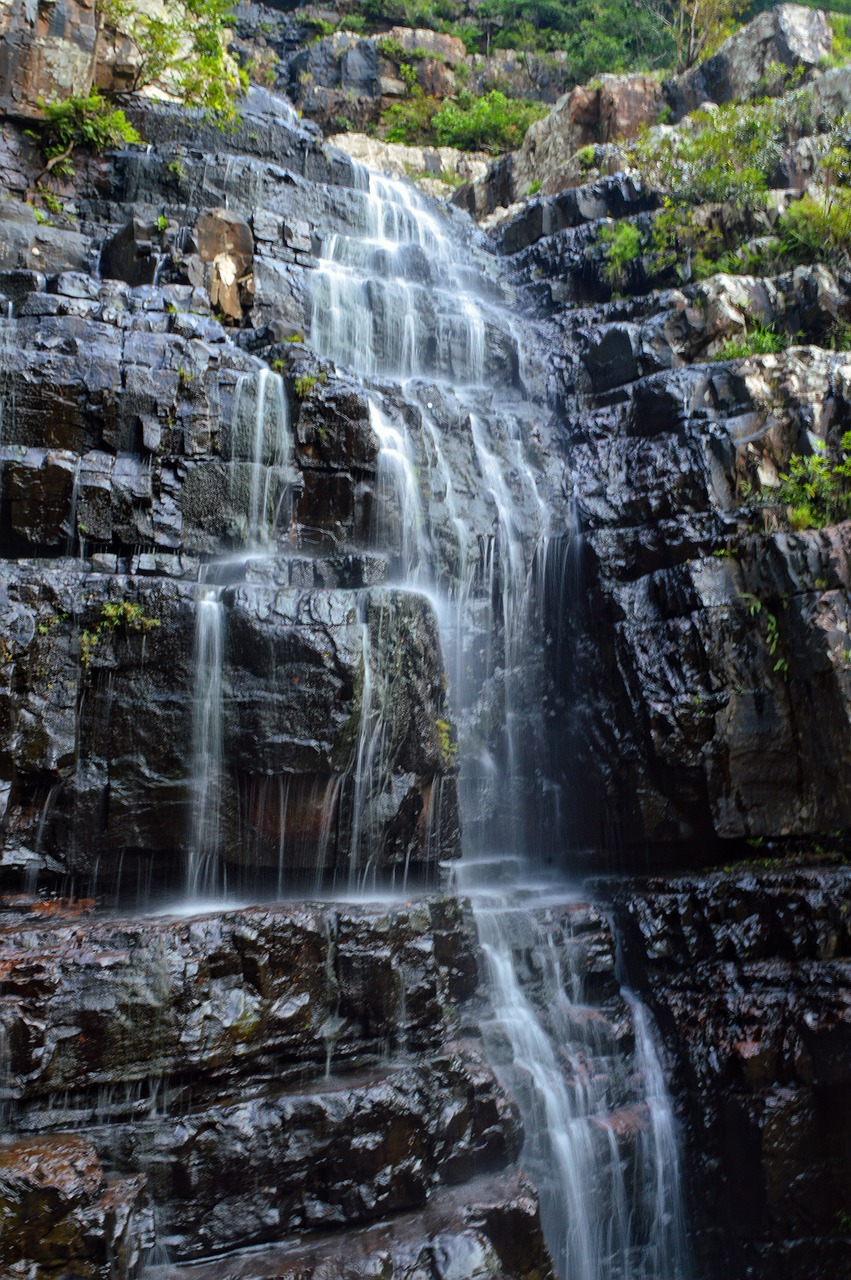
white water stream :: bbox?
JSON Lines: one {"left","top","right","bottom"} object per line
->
{"left": 308, "top": 162, "right": 692, "bottom": 1280}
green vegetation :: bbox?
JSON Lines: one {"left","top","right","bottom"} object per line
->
{"left": 81, "top": 601, "right": 160, "bottom": 668}
{"left": 435, "top": 717, "right": 458, "bottom": 765}
{"left": 384, "top": 87, "right": 546, "bottom": 151}
{"left": 29, "top": 0, "right": 246, "bottom": 182}
{"left": 29, "top": 92, "right": 140, "bottom": 180}
{"left": 712, "top": 320, "right": 787, "bottom": 360}
{"left": 295, "top": 373, "right": 325, "bottom": 397}
{"left": 609, "top": 89, "right": 851, "bottom": 288}
{"left": 778, "top": 188, "right": 851, "bottom": 271}
{"left": 97, "top": 0, "right": 247, "bottom": 125}
{"left": 359, "top": 0, "right": 676, "bottom": 81}
{"left": 768, "top": 432, "right": 851, "bottom": 530}
{"left": 739, "top": 593, "right": 789, "bottom": 678}
{"left": 599, "top": 220, "right": 643, "bottom": 287}
{"left": 628, "top": 97, "right": 788, "bottom": 208}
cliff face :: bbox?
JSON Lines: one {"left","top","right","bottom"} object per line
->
{"left": 1, "top": 4, "right": 851, "bottom": 1279}
{"left": 0, "top": 91, "right": 477, "bottom": 893}
{"left": 488, "top": 53, "right": 851, "bottom": 862}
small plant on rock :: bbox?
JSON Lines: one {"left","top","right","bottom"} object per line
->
{"left": 30, "top": 91, "right": 140, "bottom": 181}
{"left": 81, "top": 600, "right": 160, "bottom": 668}
{"left": 712, "top": 320, "right": 787, "bottom": 361}
{"left": 599, "top": 220, "right": 642, "bottom": 288}
{"left": 771, "top": 432, "right": 851, "bottom": 531}
{"left": 778, "top": 189, "right": 851, "bottom": 272}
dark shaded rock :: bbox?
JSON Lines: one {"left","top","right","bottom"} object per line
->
{"left": 100, "top": 217, "right": 161, "bottom": 288}
{"left": 0, "top": 567, "right": 458, "bottom": 888}
{"left": 143, "top": 1170, "right": 553, "bottom": 1280}
{"left": 612, "top": 868, "right": 851, "bottom": 1280}
{"left": 0, "top": 1134, "right": 153, "bottom": 1280}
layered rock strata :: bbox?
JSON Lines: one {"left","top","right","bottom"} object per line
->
{"left": 0, "top": 891, "right": 647, "bottom": 1278}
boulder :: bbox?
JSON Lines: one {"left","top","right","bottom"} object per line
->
{"left": 500, "top": 73, "right": 664, "bottom": 205}
{"left": 192, "top": 208, "right": 255, "bottom": 323}
{"left": 0, "top": 1134, "right": 153, "bottom": 1280}
{"left": 667, "top": 3, "right": 833, "bottom": 119}
{"left": 387, "top": 26, "right": 467, "bottom": 68}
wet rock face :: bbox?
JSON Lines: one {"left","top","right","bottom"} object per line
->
{"left": 0, "top": 1134, "right": 153, "bottom": 1280}
{"left": 0, "top": 88, "right": 464, "bottom": 891}
{"left": 0, "top": 566, "right": 457, "bottom": 890}
{"left": 0, "top": 895, "right": 551, "bottom": 1276}
{"left": 613, "top": 868, "right": 851, "bottom": 1280}
{"left": 492, "top": 146, "right": 851, "bottom": 858}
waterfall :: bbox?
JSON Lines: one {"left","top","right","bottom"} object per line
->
{"left": 308, "top": 162, "right": 692, "bottom": 1280}
{"left": 182, "top": 364, "right": 292, "bottom": 894}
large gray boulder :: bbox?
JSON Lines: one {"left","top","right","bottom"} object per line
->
{"left": 668, "top": 3, "right": 833, "bottom": 119}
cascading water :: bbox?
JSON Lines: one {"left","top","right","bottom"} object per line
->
{"left": 308, "top": 161, "right": 692, "bottom": 1280}
{"left": 229, "top": 366, "right": 291, "bottom": 549}
{"left": 186, "top": 585, "right": 225, "bottom": 897}
{"left": 183, "top": 366, "right": 292, "bottom": 896}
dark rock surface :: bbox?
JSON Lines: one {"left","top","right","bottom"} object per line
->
{"left": 0, "top": 86, "right": 467, "bottom": 893}
{"left": 493, "top": 165, "right": 851, "bottom": 864}
{"left": 0, "top": 892, "right": 570, "bottom": 1276}
{"left": 612, "top": 866, "right": 851, "bottom": 1280}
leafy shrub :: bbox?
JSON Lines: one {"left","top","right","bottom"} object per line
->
{"left": 712, "top": 320, "right": 787, "bottom": 360}
{"left": 439, "top": 89, "right": 545, "bottom": 151}
{"left": 771, "top": 432, "right": 851, "bottom": 529}
{"left": 383, "top": 94, "right": 438, "bottom": 144}
{"left": 32, "top": 92, "right": 140, "bottom": 178}
{"left": 384, "top": 88, "right": 545, "bottom": 150}
{"left": 598, "top": 220, "right": 642, "bottom": 287}
{"left": 97, "top": 0, "right": 246, "bottom": 126}
{"left": 628, "top": 98, "right": 785, "bottom": 207}
{"left": 575, "top": 143, "right": 596, "bottom": 171}
{"left": 778, "top": 190, "right": 851, "bottom": 270}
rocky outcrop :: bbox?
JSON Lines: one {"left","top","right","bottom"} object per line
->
{"left": 0, "top": 0, "right": 98, "bottom": 119}
{"left": 0, "top": 892, "right": 560, "bottom": 1276}
{"left": 459, "top": 5, "right": 836, "bottom": 221}
{"left": 668, "top": 3, "right": 833, "bottom": 120}
{"left": 283, "top": 27, "right": 466, "bottom": 135}
{"left": 511, "top": 74, "right": 666, "bottom": 202}
{"left": 327, "top": 132, "right": 489, "bottom": 200}
{"left": 258, "top": 20, "right": 571, "bottom": 136}
{"left": 613, "top": 867, "right": 851, "bottom": 1280}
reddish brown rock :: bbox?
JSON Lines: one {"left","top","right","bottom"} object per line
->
{"left": 193, "top": 209, "right": 255, "bottom": 323}
{"left": 0, "top": 0, "right": 97, "bottom": 120}
{"left": 0, "top": 1133, "right": 152, "bottom": 1279}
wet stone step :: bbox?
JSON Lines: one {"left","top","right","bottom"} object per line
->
{"left": 0, "top": 899, "right": 477, "bottom": 1111}
{"left": 141, "top": 1168, "right": 553, "bottom": 1280}
{"left": 51, "top": 1048, "right": 522, "bottom": 1261}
